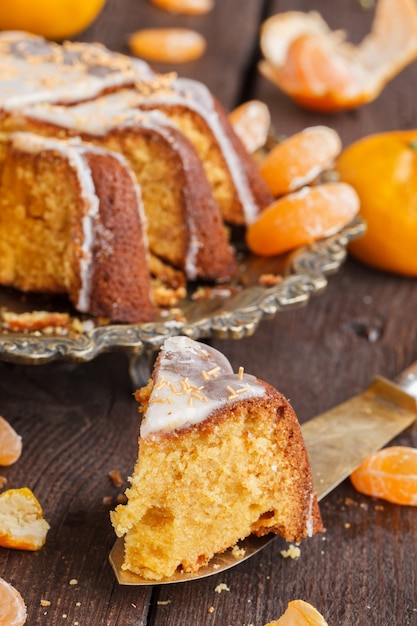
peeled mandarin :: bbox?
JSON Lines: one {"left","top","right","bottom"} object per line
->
{"left": 128, "top": 28, "right": 206, "bottom": 63}
{"left": 335, "top": 130, "right": 417, "bottom": 276}
{"left": 350, "top": 446, "right": 417, "bottom": 506}
{"left": 246, "top": 182, "right": 360, "bottom": 256}
{"left": 0, "top": 488, "right": 50, "bottom": 551}
{"left": 0, "top": 416, "right": 22, "bottom": 466}
{"left": 229, "top": 100, "right": 271, "bottom": 154}
{"left": 0, "top": 578, "right": 27, "bottom": 626}
{"left": 265, "top": 599, "right": 329, "bottom": 626}
{"left": 150, "top": 0, "right": 214, "bottom": 15}
{"left": 259, "top": 126, "right": 342, "bottom": 196}
{"left": 259, "top": 0, "right": 417, "bottom": 112}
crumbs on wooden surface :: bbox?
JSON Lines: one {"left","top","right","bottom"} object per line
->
{"left": 214, "top": 583, "right": 230, "bottom": 593}
{"left": 231, "top": 544, "right": 246, "bottom": 559}
{"left": 280, "top": 544, "right": 301, "bottom": 559}
{"left": 108, "top": 469, "right": 124, "bottom": 487}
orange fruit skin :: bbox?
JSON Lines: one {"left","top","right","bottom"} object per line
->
{"left": 0, "top": 0, "right": 106, "bottom": 40}
{"left": 0, "top": 578, "right": 27, "bottom": 626}
{"left": 0, "top": 415, "right": 22, "bottom": 466}
{"left": 265, "top": 599, "right": 329, "bottom": 626}
{"left": 350, "top": 446, "right": 417, "bottom": 506}
{"left": 335, "top": 131, "right": 417, "bottom": 276}
{"left": 246, "top": 182, "right": 359, "bottom": 257}
{"left": 259, "top": 126, "right": 342, "bottom": 196}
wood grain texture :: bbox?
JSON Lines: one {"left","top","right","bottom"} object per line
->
{"left": 1, "top": 0, "right": 417, "bottom": 624}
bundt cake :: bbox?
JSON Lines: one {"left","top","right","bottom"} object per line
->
{"left": 1, "top": 102, "right": 237, "bottom": 283}
{"left": 110, "top": 336, "right": 323, "bottom": 581}
{"left": 0, "top": 132, "right": 154, "bottom": 323}
{"left": 0, "top": 30, "right": 273, "bottom": 226}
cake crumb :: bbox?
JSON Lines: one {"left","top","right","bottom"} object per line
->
{"left": 0, "top": 476, "right": 7, "bottom": 489}
{"left": 344, "top": 522, "right": 351, "bottom": 529}
{"left": 231, "top": 544, "right": 246, "bottom": 559}
{"left": 280, "top": 544, "right": 301, "bottom": 559}
{"left": 40, "top": 599, "right": 51, "bottom": 607}
{"left": 102, "top": 495, "right": 112, "bottom": 506}
{"left": 157, "top": 600, "right": 171, "bottom": 605}
{"left": 214, "top": 583, "right": 230, "bottom": 593}
{"left": 116, "top": 493, "right": 127, "bottom": 505}
{"left": 69, "top": 579, "right": 78, "bottom": 586}
{"left": 208, "top": 606, "right": 215, "bottom": 613}
{"left": 109, "top": 469, "right": 124, "bottom": 487}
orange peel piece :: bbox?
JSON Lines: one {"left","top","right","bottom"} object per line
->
{"left": 0, "top": 487, "right": 50, "bottom": 551}
{"left": 265, "top": 599, "right": 329, "bottom": 626}
{"left": 260, "top": 126, "right": 342, "bottom": 196}
{"left": 350, "top": 446, "right": 417, "bottom": 506}
{"left": 246, "top": 182, "right": 360, "bottom": 257}
{"left": 259, "top": 0, "right": 417, "bottom": 112}
{"left": 0, "top": 578, "right": 27, "bottom": 626}
{"left": 0, "top": 416, "right": 22, "bottom": 466}
{"left": 229, "top": 100, "right": 271, "bottom": 154}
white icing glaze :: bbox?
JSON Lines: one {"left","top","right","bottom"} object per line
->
{"left": 9, "top": 132, "right": 101, "bottom": 311}
{"left": 140, "top": 336, "right": 266, "bottom": 437}
{"left": 0, "top": 31, "right": 151, "bottom": 108}
{"left": 0, "top": 27, "right": 260, "bottom": 225}
{"left": 19, "top": 98, "right": 207, "bottom": 278}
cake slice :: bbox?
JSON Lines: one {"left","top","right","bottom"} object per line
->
{"left": 111, "top": 336, "right": 322, "bottom": 581}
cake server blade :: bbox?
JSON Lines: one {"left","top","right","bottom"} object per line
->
{"left": 109, "top": 364, "right": 417, "bottom": 585}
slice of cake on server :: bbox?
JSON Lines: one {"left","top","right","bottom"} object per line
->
{"left": 111, "top": 336, "right": 323, "bottom": 581}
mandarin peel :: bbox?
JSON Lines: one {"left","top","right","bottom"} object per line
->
{"left": 0, "top": 487, "right": 50, "bottom": 551}
{"left": 0, "top": 415, "right": 22, "bottom": 466}
{"left": 350, "top": 446, "right": 417, "bottom": 506}
{"left": 0, "top": 578, "right": 27, "bottom": 626}
{"left": 246, "top": 182, "right": 359, "bottom": 257}
{"left": 259, "top": 0, "right": 417, "bottom": 112}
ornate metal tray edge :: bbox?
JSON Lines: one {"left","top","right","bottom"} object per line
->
{"left": 0, "top": 217, "right": 365, "bottom": 366}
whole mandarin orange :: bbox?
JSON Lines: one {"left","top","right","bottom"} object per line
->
{"left": 335, "top": 130, "right": 417, "bottom": 276}
{"left": 0, "top": 0, "right": 106, "bottom": 40}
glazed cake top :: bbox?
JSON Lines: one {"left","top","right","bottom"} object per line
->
{"left": 140, "top": 336, "right": 266, "bottom": 437}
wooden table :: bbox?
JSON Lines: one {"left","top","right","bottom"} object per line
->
{"left": 1, "top": 1, "right": 417, "bottom": 624}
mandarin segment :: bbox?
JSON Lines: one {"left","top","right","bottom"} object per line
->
{"left": 229, "top": 100, "right": 271, "bottom": 154}
{"left": 128, "top": 28, "right": 206, "bottom": 63}
{"left": 0, "top": 578, "right": 27, "bottom": 626}
{"left": 259, "top": 0, "right": 417, "bottom": 112}
{"left": 259, "top": 126, "right": 342, "bottom": 196}
{"left": 335, "top": 130, "right": 417, "bottom": 276}
{"left": 246, "top": 182, "right": 360, "bottom": 257}
{"left": 150, "top": 0, "right": 214, "bottom": 15}
{"left": 350, "top": 446, "right": 417, "bottom": 506}
{"left": 0, "top": 487, "right": 50, "bottom": 551}
{"left": 265, "top": 599, "right": 329, "bottom": 626}
{"left": 0, "top": 416, "right": 22, "bottom": 466}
